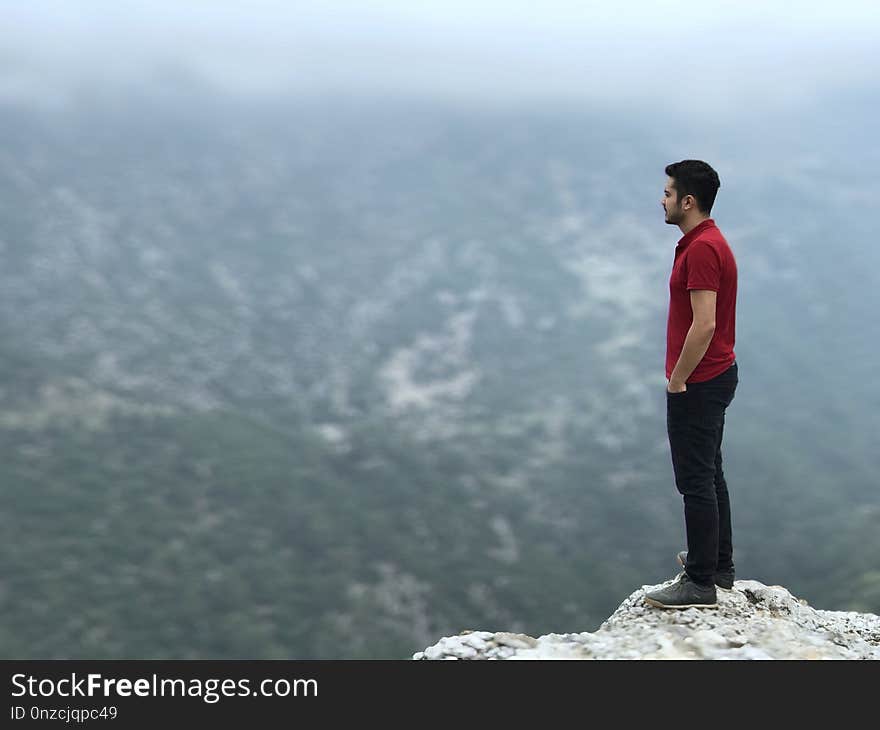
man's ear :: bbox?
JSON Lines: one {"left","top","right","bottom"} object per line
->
{"left": 682, "top": 194, "right": 695, "bottom": 210}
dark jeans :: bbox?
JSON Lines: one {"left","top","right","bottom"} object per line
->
{"left": 666, "top": 361, "right": 738, "bottom": 586}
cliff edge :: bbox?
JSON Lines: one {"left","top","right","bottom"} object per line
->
{"left": 413, "top": 579, "right": 880, "bottom": 660}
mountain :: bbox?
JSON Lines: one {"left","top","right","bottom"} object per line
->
{"left": 1, "top": 88, "right": 878, "bottom": 658}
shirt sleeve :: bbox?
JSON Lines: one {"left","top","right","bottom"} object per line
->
{"left": 686, "top": 241, "right": 722, "bottom": 292}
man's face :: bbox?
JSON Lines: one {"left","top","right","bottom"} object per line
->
{"left": 662, "top": 176, "right": 685, "bottom": 225}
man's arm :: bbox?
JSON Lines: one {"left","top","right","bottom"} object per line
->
{"left": 668, "top": 290, "right": 716, "bottom": 392}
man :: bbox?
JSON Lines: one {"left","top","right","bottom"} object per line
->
{"left": 644, "top": 159, "right": 739, "bottom": 609}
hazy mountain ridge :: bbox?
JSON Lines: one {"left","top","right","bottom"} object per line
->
{"left": 1, "top": 91, "right": 878, "bottom": 658}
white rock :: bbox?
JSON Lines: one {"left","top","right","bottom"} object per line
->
{"left": 415, "top": 579, "right": 880, "bottom": 660}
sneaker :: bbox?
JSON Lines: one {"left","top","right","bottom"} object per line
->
{"left": 677, "top": 551, "right": 735, "bottom": 590}
{"left": 644, "top": 572, "right": 717, "bottom": 609}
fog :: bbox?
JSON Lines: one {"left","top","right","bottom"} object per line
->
{"left": 4, "top": 1, "right": 879, "bottom": 114}
{"left": 2, "top": 2, "right": 880, "bottom": 662}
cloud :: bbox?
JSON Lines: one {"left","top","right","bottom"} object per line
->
{"left": 2, "top": 1, "right": 878, "bottom": 112}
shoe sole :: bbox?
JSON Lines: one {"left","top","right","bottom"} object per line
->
{"left": 644, "top": 597, "right": 718, "bottom": 609}
{"left": 677, "top": 552, "right": 734, "bottom": 590}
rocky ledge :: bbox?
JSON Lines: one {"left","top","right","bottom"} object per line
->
{"left": 413, "top": 579, "right": 880, "bottom": 660}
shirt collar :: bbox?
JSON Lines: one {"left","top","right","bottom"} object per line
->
{"left": 676, "top": 218, "right": 715, "bottom": 249}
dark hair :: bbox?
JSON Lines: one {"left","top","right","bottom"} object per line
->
{"left": 664, "top": 160, "right": 720, "bottom": 215}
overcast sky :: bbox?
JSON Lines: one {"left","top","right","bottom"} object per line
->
{"left": 3, "top": 1, "right": 879, "bottom": 115}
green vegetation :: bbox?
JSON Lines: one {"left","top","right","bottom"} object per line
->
{"left": 1, "top": 94, "right": 877, "bottom": 658}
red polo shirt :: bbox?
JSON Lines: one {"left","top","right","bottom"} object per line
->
{"left": 666, "top": 218, "right": 737, "bottom": 383}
